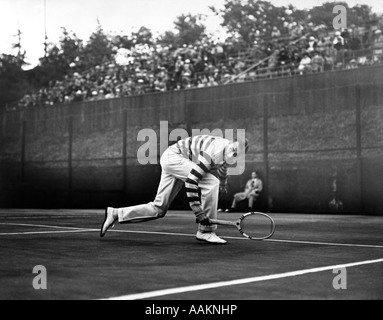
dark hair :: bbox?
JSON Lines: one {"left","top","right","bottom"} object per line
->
{"left": 232, "top": 139, "right": 249, "bottom": 157}
{"left": 252, "top": 171, "right": 260, "bottom": 178}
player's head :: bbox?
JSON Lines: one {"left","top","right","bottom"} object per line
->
{"left": 229, "top": 139, "right": 249, "bottom": 157}
{"left": 225, "top": 139, "right": 249, "bottom": 168}
{"left": 251, "top": 171, "right": 258, "bottom": 179}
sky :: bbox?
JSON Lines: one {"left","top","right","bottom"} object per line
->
{"left": 1, "top": 0, "right": 382, "bottom": 69}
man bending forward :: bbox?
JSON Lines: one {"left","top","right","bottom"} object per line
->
{"left": 101, "top": 135, "right": 248, "bottom": 244}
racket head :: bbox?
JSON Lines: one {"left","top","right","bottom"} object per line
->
{"left": 237, "top": 212, "right": 276, "bottom": 240}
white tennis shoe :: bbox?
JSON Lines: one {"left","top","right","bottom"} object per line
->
{"left": 100, "top": 207, "right": 117, "bottom": 237}
{"left": 196, "top": 231, "right": 227, "bottom": 244}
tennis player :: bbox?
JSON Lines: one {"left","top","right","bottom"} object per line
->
{"left": 101, "top": 135, "right": 249, "bottom": 244}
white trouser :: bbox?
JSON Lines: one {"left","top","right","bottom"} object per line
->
{"left": 117, "top": 145, "right": 219, "bottom": 232}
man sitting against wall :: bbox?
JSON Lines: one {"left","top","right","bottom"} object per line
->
{"left": 223, "top": 171, "right": 263, "bottom": 212}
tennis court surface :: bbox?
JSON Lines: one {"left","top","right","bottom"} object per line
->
{"left": 1, "top": 209, "right": 382, "bottom": 300}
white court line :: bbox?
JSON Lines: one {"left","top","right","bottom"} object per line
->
{"left": 104, "top": 258, "right": 383, "bottom": 300}
{"left": 265, "top": 238, "right": 383, "bottom": 249}
{"left": 1, "top": 222, "right": 383, "bottom": 249}
{"left": 0, "top": 216, "right": 97, "bottom": 220}
{"left": 0, "top": 229, "right": 97, "bottom": 236}
{"left": 0, "top": 222, "right": 98, "bottom": 236}
{"left": 0, "top": 222, "right": 89, "bottom": 230}
{"left": 110, "top": 229, "right": 383, "bottom": 249}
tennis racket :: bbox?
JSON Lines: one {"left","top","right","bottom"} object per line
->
{"left": 210, "top": 212, "right": 276, "bottom": 240}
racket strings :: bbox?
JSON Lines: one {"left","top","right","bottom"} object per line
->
{"left": 241, "top": 213, "right": 275, "bottom": 240}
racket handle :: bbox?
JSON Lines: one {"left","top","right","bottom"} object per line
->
{"left": 210, "top": 219, "right": 238, "bottom": 227}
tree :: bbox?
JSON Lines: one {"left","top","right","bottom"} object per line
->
{"left": 173, "top": 13, "right": 206, "bottom": 45}
{"left": 308, "top": 1, "right": 349, "bottom": 29}
{"left": 0, "top": 29, "right": 29, "bottom": 108}
{"left": 37, "top": 44, "right": 67, "bottom": 87}
{"left": 348, "top": 4, "right": 377, "bottom": 27}
{"left": 35, "top": 28, "right": 83, "bottom": 88}
{"left": 0, "top": 54, "right": 28, "bottom": 108}
{"left": 308, "top": 2, "right": 378, "bottom": 31}
{"left": 211, "top": 0, "right": 293, "bottom": 44}
{"left": 59, "top": 28, "right": 84, "bottom": 69}
{"left": 157, "top": 13, "right": 207, "bottom": 48}
{"left": 157, "top": 30, "right": 179, "bottom": 48}
{"left": 112, "top": 35, "right": 135, "bottom": 49}
{"left": 212, "top": 0, "right": 379, "bottom": 45}
{"left": 82, "top": 20, "right": 113, "bottom": 69}
{"left": 12, "top": 29, "right": 27, "bottom": 62}
{"left": 132, "top": 26, "right": 153, "bottom": 45}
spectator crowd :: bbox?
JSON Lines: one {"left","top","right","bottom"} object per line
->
{"left": 13, "top": 22, "right": 383, "bottom": 109}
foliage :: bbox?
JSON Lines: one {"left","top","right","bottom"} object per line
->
{"left": 211, "top": 0, "right": 379, "bottom": 45}
{"left": 0, "top": 54, "right": 28, "bottom": 108}
{"left": 0, "top": 1, "right": 381, "bottom": 108}
{"left": 210, "top": 0, "right": 306, "bottom": 43}
{"left": 309, "top": 2, "right": 377, "bottom": 29}
{"left": 174, "top": 14, "right": 207, "bottom": 45}
{"left": 82, "top": 20, "right": 114, "bottom": 70}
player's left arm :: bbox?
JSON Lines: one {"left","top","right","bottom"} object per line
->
{"left": 211, "top": 140, "right": 230, "bottom": 197}
{"left": 185, "top": 151, "right": 214, "bottom": 222}
{"left": 185, "top": 140, "right": 228, "bottom": 219}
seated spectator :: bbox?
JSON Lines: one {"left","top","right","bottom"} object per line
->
{"left": 267, "top": 50, "right": 279, "bottom": 72}
{"left": 335, "top": 62, "right": 344, "bottom": 70}
{"left": 290, "top": 22, "right": 304, "bottom": 38}
{"left": 224, "top": 171, "right": 263, "bottom": 212}
{"left": 372, "top": 30, "right": 383, "bottom": 63}
{"left": 373, "top": 29, "right": 383, "bottom": 47}
{"left": 346, "top": 59, "right": 358, "bottom": 69}
{"left": 316, "top": 36, "right": 328, "bottom": 54}
{"left": 307, "top": 36, "right": 318, "bottom": 53}
{"left": 154, "top": 77, "right": 167, "bottom": 92}
{"left": 333, "top": 31, "right": 345, "bottom": 51}
{"left": 348, "top": 29, "right": 362, "bottom": 51}
{"left": 206, "top": 76, "right": 218, "bottom": 87}
{"left": 182, "top": 59, "right": 194, "bottom": 78}
{"left": 311, "top": 51, "right": 325, "bottom": 72}
{"left": 341, "top": 28, "right": 351, "bottom": 47}
{"left": 324, "top": 43, "right": 337, "bottom": 71}
{"left": 212, "top": 42, "right": 225, "bottom": 64}
{"left": 194, "top": 55, "right": 207, "bottom": 79}
{"left": 290, "top": 51, "right": 301, "bottom": 73}
{"left": 234, "top": 58, "right": 246, "bottom": 74}
{"left": 271, "top": 26, "right": 281, "bottom": 38}
{"left": 278, "top": 47, "right": 290, "bottom": 68}
{"left": 298, "top": 52, "right": 312, "bottom": 74}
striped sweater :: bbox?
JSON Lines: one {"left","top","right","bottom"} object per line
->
{"left": 176, "top": 135, "right": 229, "bottom": 218}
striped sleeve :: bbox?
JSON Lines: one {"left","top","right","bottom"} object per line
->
{"left": 185, "top": 151, "right": 214, "bottom": 218}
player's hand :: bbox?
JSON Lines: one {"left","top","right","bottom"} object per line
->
{"left": 196, "top": 215, "right": 211, "bottom": 226}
